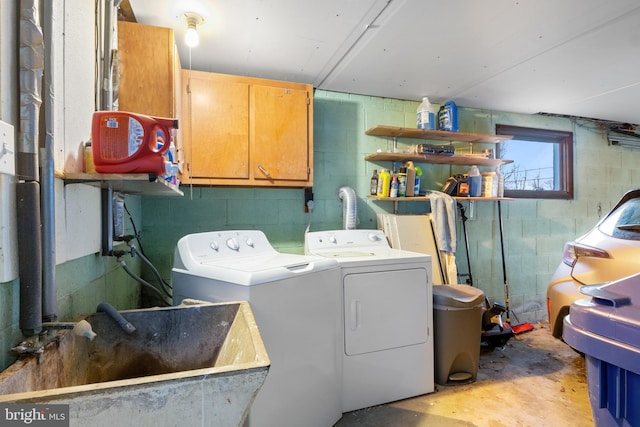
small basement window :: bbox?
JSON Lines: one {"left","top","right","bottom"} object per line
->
{"left": 496, "top": 124, "right": 574, "bottom": 199}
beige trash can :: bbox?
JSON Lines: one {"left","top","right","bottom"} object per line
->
{"left": 432, "top": 284, "right": 484, "bottom": 385}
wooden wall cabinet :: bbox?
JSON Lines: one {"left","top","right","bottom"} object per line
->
{"left": 117, "top": 21, "right": 181, "bottom": 118}
{"left": 181, "top": 70, "right": 313, "bottom": 187}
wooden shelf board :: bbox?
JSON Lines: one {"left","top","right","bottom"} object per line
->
{"left": 367, "top": 195, "right": 513, "bottom": 202}
{"left": 59, "top": 172, "right": 183, "bottom": 196}
{"left": 364, "top": 152, "right": 512, "bottom": 166}
{"left": 365, "top": 125, "right": 512, "bottom": 143}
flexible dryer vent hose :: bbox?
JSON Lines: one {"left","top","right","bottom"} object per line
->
{"left": 337, "top": 186, "right": 357, "bottom": 230}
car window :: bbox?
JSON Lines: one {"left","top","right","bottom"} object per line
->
{"left": 599, "top": 198, "right": 640, "bottom": 240}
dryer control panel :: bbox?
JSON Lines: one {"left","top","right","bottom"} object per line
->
{"left": 305, "top": 229, "right": 390, "bottom": 254}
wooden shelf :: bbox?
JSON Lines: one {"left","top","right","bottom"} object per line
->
{"left": 365, "top": 125, "right": 512, "bottom": 143}
{"left": 59, "top": 172, "right": 183, "bottom": 197}
{"left": 365, "top": 152, "right": 512, "bottom": 167}
{"left": 367, "top": 195, "right": 513, "bottom": 202}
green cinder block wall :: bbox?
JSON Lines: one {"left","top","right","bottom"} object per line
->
{"left": 140, "top": 89, "right": 640, "bottom": 326}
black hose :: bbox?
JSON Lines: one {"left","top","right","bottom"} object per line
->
{"left": 498, "top": 201, "right": 510, "bottom": 323}
{"left": 129, "top": 245, "right": 172, "bottom": 299}
{"left": 118, "top": 258, "right": 171, "bottom": 306}
{"left": 96, "top": 302, "right": 136, "bottom": 334}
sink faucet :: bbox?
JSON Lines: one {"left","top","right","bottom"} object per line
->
{"left": 11, "top": 319, "right": 97, "bottom": 360}
{"left": 97, "top": 302, "right": 136, "bottom": 334}
{"left": 41, "top": 319, "right": 97, "bottom": 341}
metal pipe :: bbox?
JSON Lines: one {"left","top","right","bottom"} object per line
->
{"left": 337, "top": 186, "right": 357, "bottom": 230}
{"left": 17, "top": 0, "right": 44, "bottom": 337}
{"left": 41, "top": 0, "right": 57, "bottom": 323}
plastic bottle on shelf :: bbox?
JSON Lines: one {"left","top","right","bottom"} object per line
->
{"left": 438, "top": 101, "right": 459, "bottom": 132}
{"left": 377, "top": 169, "right": 391, "bottom": 197}
{"left": 414, "top": 166, "right": 422, "bottom": 195}
{"left": 390, "top": 174, "right": 399, "bottom": 198}
{"left": 370, "top": 169, "right": 379, "bottom": 195}
{"left": 468, "top": 165, "right": 482, "bottom": 197}
{"left": 416, "top": 97, "right": 435, "bottom": 130}
{"left": 397, "top": 171, "right": 407, "bottom": 197}
{"left": 496, "top": 167, "right": 504, "bottom": 198}
{"left": 84, "top": 141, "right": 95, "bottom": 173}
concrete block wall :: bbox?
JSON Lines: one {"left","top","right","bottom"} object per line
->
{"left": 140, "top": 89, "right": 640, "bottom": 327}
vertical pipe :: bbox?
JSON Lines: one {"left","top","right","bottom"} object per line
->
{"left": 0, "top": 0, "right": 19, "bottom": 285}
{"left": 17, "top": 0, "right": 44, "bottom": 337}
{"left": 41, "top": 0, "right": 56, "bottom": 322}
{"left": 17, "top": 182, "right": 42, "bottom": 336}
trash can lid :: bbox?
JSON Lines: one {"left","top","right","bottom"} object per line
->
{"left": 433, "top": 284, "right": 485, "bottom": 308}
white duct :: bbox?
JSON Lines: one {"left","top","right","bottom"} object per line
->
{"left": 337, "top": 186, "right": 357, "bottom": 230}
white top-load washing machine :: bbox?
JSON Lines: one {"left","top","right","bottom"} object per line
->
{"left": 305, "top": 229, "right": 434, "bottom": 413}
{"left": 172, "top": 230, "right": 342, "bottom": 427}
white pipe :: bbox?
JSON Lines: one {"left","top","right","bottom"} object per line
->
{"left": 337, "top": 186, "right": 357, "bottom": 230}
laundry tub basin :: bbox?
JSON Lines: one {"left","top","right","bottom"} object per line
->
{"left": 0, "top": 300, "right": 270, "bottom": 427}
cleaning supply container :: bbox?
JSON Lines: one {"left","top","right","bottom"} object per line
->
{"left": 437, "top": 101, "right": 459, "bottom": 132}
{"left": 417, "top": 97, "right": 435, "bottom": 130}
{"left": 432, "top": 284, "right": 484, "bottom": 385}
{"left": 563, "top": 273, "right": 640, "bottom": 427}
{"left": 377, "top": 169, "right": 391, "bottom": 197}
{"left": 467, "top": 165, "right": 482, "bottom": 197}
{"left": 91, "top": 111, "right": 178, "bottom": 175}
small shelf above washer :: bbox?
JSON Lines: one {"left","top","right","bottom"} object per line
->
{"left": 59, "top": 172, "right": 183, "bottom": 196}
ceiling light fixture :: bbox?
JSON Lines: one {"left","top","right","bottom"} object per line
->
{"left": 184, "top": 12, "right": 204, "bottom": 48}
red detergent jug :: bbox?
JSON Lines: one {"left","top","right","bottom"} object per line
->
{"left": 91, "top": 111, "right": 178, "bottom": 175}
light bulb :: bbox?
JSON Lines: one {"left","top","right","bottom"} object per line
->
{"left": 185, "top": 26, "right": 199, "bottom": 48}
{"left": 183, "top": 12, "right": 204, "bottom": 48}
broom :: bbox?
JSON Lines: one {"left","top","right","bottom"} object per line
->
{"left": 497, "top": 201, "right": 534, "bottom": 335}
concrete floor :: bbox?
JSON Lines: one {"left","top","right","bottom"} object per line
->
{"left": 335, "top": 323, "right": 593, "bottom": 427}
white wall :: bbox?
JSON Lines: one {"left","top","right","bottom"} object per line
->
{"left": 52, "top": 0, "right": 102, "bottom": 263}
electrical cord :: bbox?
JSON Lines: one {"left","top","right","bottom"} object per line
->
{"left": 123, "top": 202, "right": 145, "bottom": 254}
{"left": 122, "top": 201, "right": 174, "bottom": 296}
{"left": 117, "top": 257, "right": 171, "bottom": 306}
{"left": 129, "top": 244, "right": 173, "bottom": 299}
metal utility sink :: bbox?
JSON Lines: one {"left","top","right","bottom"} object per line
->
{"left": 0, "top": 300, "right": 270, "bottom": 427}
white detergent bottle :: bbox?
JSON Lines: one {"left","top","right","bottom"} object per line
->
{"left": 417, "top": 97, "right": 435, "bottom": 130}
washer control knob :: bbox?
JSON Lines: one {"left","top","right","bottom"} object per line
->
{"left": 368, "top": 233, "right": 381, "bottom": 242}
{"left": 245, "top": 238, "right": 254, "bottom": 247}
{"left": 226, "top": 238, "right": 240, "bottom": 251}
{"left": 328, "top": 235, "right": 337, "bottom": 244}
{"left": 210, "top": 241, "right": 219, "bottom": 251}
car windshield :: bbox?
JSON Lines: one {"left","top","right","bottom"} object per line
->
{"left": 599, "top": 197, "right": 640, "bottom": 240}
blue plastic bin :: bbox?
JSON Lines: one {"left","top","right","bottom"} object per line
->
{"left": 563, "top": 272, "right": 640, "bottom": 427}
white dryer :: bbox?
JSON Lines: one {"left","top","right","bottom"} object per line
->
{"left": 305, "top": 229, "right": 434, "bottom": 413}
{"left": 172, "top": 230, "right": 342, "bottom": 427}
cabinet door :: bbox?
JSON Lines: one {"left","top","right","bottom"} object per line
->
{"left": 252, "top": 85, "right": 310, "bottom": 182}
{"left": 184, "top": 71, "right": 250, "bottom": 179}
{"left": 117, "top": 21, "right": 175, "bottom": 118}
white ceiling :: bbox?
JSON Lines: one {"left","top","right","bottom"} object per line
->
{"left": 129, "top": 0, "right": 640, "bottom": 125}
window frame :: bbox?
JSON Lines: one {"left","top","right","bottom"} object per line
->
{"left": 496, "top": 124, "right": 574, "bottom": 199}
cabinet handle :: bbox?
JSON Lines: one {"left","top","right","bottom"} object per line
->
{"left": 257, "top": 164, "right": 271, "bottom": 177}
